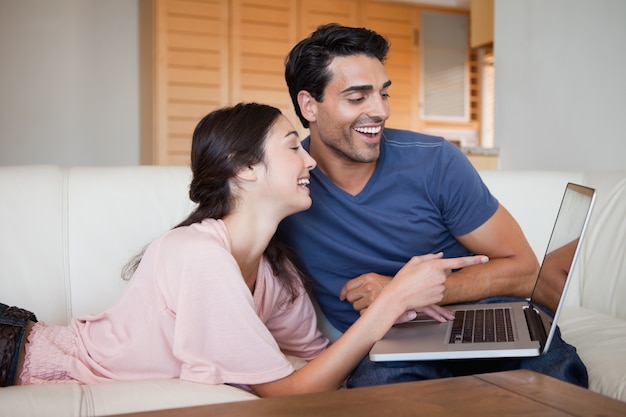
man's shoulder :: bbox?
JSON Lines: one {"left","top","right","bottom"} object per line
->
{"left": 378, "top": 128, "right": 481, "bottom": 190}
{"left": 382, "top": 128, "right": 447, "bottom": 146}
{"left": 381, "top": 128, "right": 455, "bottom": 159}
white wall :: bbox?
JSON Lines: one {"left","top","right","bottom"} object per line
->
{"left": 494, "top": 0, "right": 626, "bottom": 171}
{"left": 0, "top": 0, "right": 139, "bottom": 166}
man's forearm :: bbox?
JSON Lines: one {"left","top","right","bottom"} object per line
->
{"left": 440, "top": 256, "right": 538, "bottom": 305}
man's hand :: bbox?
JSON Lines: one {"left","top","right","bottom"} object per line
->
{"left": 339, "top": 273, "right": 452, "bottom": 321}
{"left": 339, "top": 272, "right": 392, "bottom": 312}
{"left": 340, "top": 253, "right": 489, "bottom": 320}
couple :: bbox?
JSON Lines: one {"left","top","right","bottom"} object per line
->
{"left": 0, "top": 24, "right": 587, "bottom": 393}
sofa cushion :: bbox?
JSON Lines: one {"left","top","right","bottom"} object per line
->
{"left": 577, "top": 173, "right": 626, "bottom": 319}
{"left": 0, "top": 380, "right": 257, "bottom": 417}
{"left": 87, "top": 379, "right": 257, "bottom": 416}
{"left": 560, "top": 306, "right": 626, "bottom": 402}
{"left": 0, "top": 383, "right": 85, "bottom": 417}
{"left": 66, "top": 166, "right": 195, "bottom": 319}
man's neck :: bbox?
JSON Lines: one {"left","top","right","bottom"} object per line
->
{"left": 309, "top": 138, "right": 377, "bottom": 196}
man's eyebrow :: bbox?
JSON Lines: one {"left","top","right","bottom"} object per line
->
{"left": 341, "top": 80, "right": 392, "bottom": 94}
{"left": 341, "top": 85, "right": 373, "bottom": 94}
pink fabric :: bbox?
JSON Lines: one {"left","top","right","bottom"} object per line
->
{"left": 22, "top": 219, "right": 328, "bottom": 386}
{"left": 21, "top": 323, "right": 76, "bottom": 384}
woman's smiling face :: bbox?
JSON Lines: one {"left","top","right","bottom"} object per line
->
{"left": 257, "top": 115, "right": 317, "bottom": 217}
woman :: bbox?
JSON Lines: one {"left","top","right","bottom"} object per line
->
{"left": 1, "top": 103, "right": 487, "bottom": 395}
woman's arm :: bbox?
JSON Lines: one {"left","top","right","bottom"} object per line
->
{"left": 250, "top": 253, "right": 488, "bottom": 397}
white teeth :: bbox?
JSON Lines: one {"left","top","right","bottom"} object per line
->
{"left": 354, "top": 126, "right": 382, "bottom": 134}
{"left": 298, "top": 178, "right": 310, "bottom": 186}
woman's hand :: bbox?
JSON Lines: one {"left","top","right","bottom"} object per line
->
{"left": 395, "top": 305, "right": 456, "bottom": 324}
{"left": 354, "top": 253, "right": 489, "bottom": 324}
{"left": 383, "top": 253, "right": 489, "bottom": 320}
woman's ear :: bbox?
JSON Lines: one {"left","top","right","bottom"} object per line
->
{"left": 297, "top": 91, "right": 317, "bottom": 123}
{"left": 235, "top": 165, "right": 257, "bottom": 182}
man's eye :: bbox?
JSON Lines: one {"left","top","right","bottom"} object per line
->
{"left": 290, "top": 146, "right": 300, "bottom": 151}
{"left": 348, "top": 97, "right": 365, "bottom": 104}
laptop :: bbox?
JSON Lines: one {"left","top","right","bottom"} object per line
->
{"left": 370, "top": 182, "right": 596, "bottom": 361}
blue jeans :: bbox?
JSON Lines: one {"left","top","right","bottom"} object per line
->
{"left": 347, "top": 297, "right": 588, "bottom": 388}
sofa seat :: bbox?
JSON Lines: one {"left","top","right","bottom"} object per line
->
{"left": 1, "top": 379, "right": 257, "bottom": 417}
{"left": 560, "top": 306, "right": 626, "bottom": 401}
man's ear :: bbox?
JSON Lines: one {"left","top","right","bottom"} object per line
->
{"left": 297, "top": 90, "right": 317, "bottom": 123}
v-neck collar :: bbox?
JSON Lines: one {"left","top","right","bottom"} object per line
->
{"left": 304, "top": 135, "right": 386, "bottom": 202}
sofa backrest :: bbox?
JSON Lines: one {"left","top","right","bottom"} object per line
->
{"left": 1, "top": 166, "right": 624, "bottom": 325}
{"left": 573, "top": 172, "right": 626, "bottom": 320}
{"left": 65, "top": 166, "right": 196, "bottom": 321}
{"left": 1, "top": 166, "right": 67, "bottom": 324}
{"left": 0, "top": 165, "right": 194, "bottom": 325}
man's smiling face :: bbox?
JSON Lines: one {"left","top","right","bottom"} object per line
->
{"left": 310, "top": 54, "right": 391, "bottom": 164}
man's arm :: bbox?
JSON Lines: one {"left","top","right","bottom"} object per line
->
{"left": 340, "top": 204, "right": 539, "bottom": 310}
{"left": 441, "top": 204, "right": 539, "bottom": 305}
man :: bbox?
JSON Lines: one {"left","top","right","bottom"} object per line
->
{"left": 278, "top": 23, "right": 587, "bottom": 388}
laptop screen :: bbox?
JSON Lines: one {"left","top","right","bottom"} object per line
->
{"left": 529, "top": 183, "right": 596, "bottom": 314}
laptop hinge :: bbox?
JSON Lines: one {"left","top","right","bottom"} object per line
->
{"left": 524, "top": 305, "right": 547, "bottom": 347}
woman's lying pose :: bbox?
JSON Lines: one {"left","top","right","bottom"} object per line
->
{"left": 0, "top": 103, "right": 487, "bottom": 395}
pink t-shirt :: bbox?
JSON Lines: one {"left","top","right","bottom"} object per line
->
{"left": 23, "top": 219, "right": 328, "bottom": 386}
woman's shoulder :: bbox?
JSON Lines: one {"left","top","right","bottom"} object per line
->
{"left": 153, "top": 218, "right": 232, "bottom": 257}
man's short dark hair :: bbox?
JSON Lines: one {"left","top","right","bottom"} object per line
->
{"left": 284, "top": 24, "right": 390, "bottom": 128}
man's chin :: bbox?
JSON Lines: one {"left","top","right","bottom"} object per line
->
{"left": 352, "top": 149, "right": 380, "bottom": 163}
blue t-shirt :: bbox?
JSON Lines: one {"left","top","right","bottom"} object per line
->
{"left": 277, "top": 128, "right": 499, "bottom": 332}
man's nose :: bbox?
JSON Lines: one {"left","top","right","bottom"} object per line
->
{"left": 368, "top": 94, "right": 390, "bottom": 121}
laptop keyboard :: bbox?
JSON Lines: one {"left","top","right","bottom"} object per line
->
{"left": 449, "top": 308, "right": 515, "bottom": 344}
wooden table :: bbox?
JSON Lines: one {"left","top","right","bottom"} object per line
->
{"left": 114, "top": 369, "right": 626, "bottom": 417}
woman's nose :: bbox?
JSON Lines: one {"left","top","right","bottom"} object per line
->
{"left": 304, "top": 150, "right": 317, "bottom": 170}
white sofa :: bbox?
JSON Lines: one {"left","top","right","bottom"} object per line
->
{"left": 0, "top": 165, "right": 624, "bottom": 416}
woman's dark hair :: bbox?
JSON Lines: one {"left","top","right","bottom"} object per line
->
{"left": 180, "top": 102, "right": 278, "bottom": 224}
{"left": 123, "top": 103, "right": 307, "bottom": 301}
{"left": 285, "top": 23, "right": 390, "bottom": 128}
